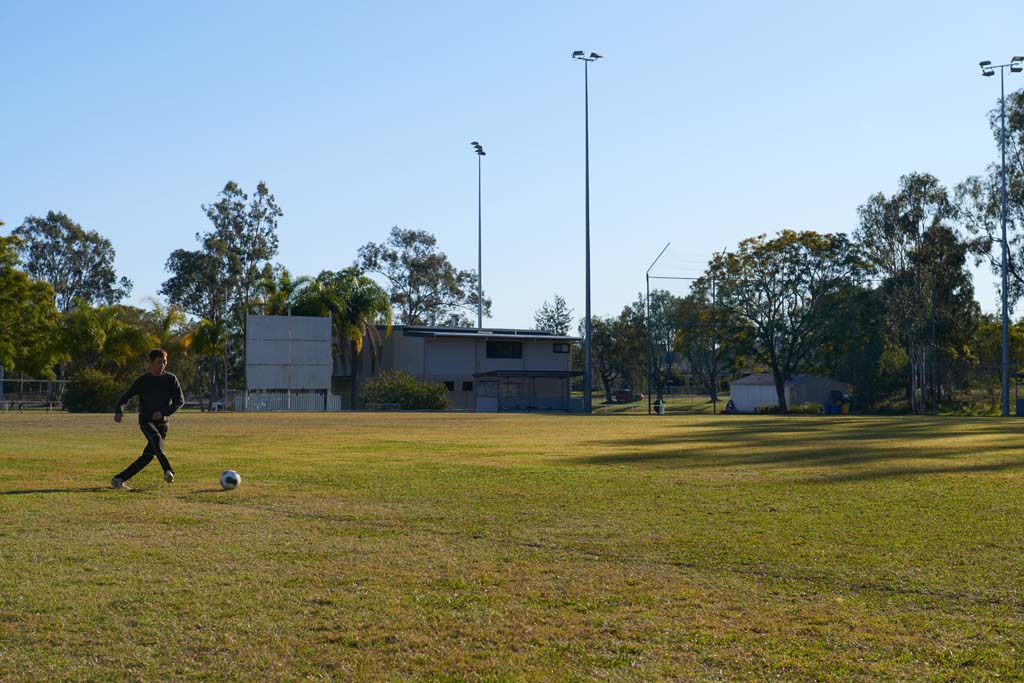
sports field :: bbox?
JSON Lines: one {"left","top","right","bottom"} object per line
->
{"left": 1, "top": 412, "right": 1021, "bottom": 682}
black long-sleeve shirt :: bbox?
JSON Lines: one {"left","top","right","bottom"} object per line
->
{"left": 115, "top": 372, "right": 185, "bottom": 422}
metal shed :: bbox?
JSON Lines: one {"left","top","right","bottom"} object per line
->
{"left": 729, "top": 373, "right": 850, "bottom": 413}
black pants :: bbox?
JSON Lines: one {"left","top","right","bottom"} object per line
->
{"left": 115, "top": 420, "right": 173, "bottom": 482}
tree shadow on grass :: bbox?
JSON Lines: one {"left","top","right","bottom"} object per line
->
{"left": 0, "top": 487, "right": 109, "bottom": 496}
{"left": 571, "top": 417, "right": 1024, "bottom": 481}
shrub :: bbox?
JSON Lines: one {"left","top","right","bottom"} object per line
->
{"left": 789, "top": 402, "right": 824, "bottom": 415}
{"left": 63, "top": 368, "right": 122, "bottom": 413}
{"left": 359, "top": 370, "right": 450, "bottom": 410}
{"left": 754, "top": 404, "right": 781, "bottom": 414}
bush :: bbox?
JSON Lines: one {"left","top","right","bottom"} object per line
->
{"left": 789, "top": 402, "right": 824, "bottom": 415}
{"left": 359, "top": 370, "right": 450, "bottom": 410}
{"left": 754, "top": 404, "right": 781, "bottom": 414}
{"left": 63, "top": 368, "right": 122, "bottom": 413}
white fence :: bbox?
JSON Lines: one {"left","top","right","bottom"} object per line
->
{"left": 240, "top": 391, "right": 343, "bottom": 412}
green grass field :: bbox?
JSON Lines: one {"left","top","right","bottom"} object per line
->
{"left": 1, "top": 412, "right": 1022, "bottom": 682}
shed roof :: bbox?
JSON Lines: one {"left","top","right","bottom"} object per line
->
{"left": 731, "top": 373, "right": 848, "bottom": 387}
{"left": 398, "top": 325, "right": 579, "bottom": 342}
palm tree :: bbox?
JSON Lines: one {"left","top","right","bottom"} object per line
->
{"left": 259, "top": 266, "right": 300, "bottom": 316}
{"left": 334, "top": 268, "right": 392, "bottom": 408}
{"left": 291, "top": 269, "right": 392, "bottom": 408}
{"left": 143, "top": 297, "right": 187, "bottom": 353}
{"left": 182, "top": 318, "right": 227, "bottom": 408}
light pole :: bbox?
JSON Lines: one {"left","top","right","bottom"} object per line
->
{"left": 471, "top": 141, "right": 486, "bottom": 329}
{"left": 573, "top": 50, "right": 602, "bottom": 414}
{"left": 646, "top": 243, "right": 671, "bottom": 415}
{"left": 980, "top": 56, "right": 1023, "bottom": 416}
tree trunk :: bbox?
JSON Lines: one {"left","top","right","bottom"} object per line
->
{"left": 773, "top": 372, "right": 788, "bottom": 413}
{"left": 600, "top": 370, "right": 614, "bottom": 403}
{"left": 350, "top": 339, "right": 361, "bottom": 410}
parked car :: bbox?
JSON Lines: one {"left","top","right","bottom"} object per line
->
{"left": 613, "top": 389, "right": 644, "bottom": 403}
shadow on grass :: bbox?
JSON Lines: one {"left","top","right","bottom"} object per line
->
{"left": 0, "top": 487, "right": 109, "bottom": 496}
{"left": 573, "top": 417, "right": 1024, "bottom": 481}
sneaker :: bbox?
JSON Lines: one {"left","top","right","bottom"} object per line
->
{"left": 111, "top": 477, "right": 130, "bottom": 490}
{"left": 164, "top": 470, "right": 174, "bottom": 484}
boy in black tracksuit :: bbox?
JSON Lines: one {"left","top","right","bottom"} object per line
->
{"left": 112, "top": 349, "right": 185, "bottom": 489}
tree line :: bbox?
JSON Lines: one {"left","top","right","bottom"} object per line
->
{"left": 0, "top": 182, "right": 488, "bottom": 407}
{"left": 3, "top": 89, "right": 1024, "bottom": 413}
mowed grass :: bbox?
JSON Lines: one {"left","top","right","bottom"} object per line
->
{"left": 1, "top": 413, "right": 1022, "bottom": 682}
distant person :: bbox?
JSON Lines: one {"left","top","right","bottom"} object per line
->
{"left": 111, "top": 349, "right": 185, "bottom": 490}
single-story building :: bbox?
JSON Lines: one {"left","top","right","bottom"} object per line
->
{"left": 362, "top": 326, "right": 582, "bottom": 412}
{"left": 243, "top": 316, "right": 581, "bottom": 412}
{"left": 729, "top": 373, "right": 851, "bottom": 413}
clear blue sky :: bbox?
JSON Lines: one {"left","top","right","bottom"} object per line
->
{"left": 2, "top": 1, "right": 1020, "bottom": 327}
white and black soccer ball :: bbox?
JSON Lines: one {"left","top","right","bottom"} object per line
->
{"left": 220, "top": 470, "right": 241, "bottom": 490}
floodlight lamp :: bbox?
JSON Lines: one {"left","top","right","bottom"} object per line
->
{"left": 471, "top": 141, "right": 479, "bottom": 146}
{"left": 1013, "top": 65, "right": 1023, "bottom": 73}
{"left": 572, "top": 50, "right": 584, "bottom": 58}
{"left": 984, "top": 69, "right": 996, "bottom": 77}
{"left": 590, "top": 52, "right": 603, "bottom": 59}
{"left": 980, "top": 60, "right": 992, "bottom": 67}
{"left": 1014, "top": 56, "right": 1024, "bottom": 62}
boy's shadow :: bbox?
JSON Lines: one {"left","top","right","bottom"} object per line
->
{"left": 0, "top": 487, "right": 109, "bottom": 496}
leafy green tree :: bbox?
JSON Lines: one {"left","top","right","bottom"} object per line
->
{"left": 357, "top": 227, "right": 490, "bottom": 326}
{"left": 956, "top": 88, "right": 1024, "bottom": 305}
{"left": 857, "top": 173, "right": 977, "bottom": 412}
{"left": 584, "top": 316, "right": 620, "bottom": 403}
{"left": 583, "top": 298, "right": 648, "bottom": 402}
{"left": 182, "top": 318, "right": 228, "bottom": 404}
{"left": 162, "top": 181, "right": 282, "bottom": 324}
{"left": 12, "top": 211, "right": 132, "bottom": 311}
{"left": 58, "top": 304, "right": 155, "bottom": 382}
{"left": 161, "top": 181, "right": 282, "bottom": 396}
{"left": 710, "top": 230, "right": 864, "bottom": 412}
{"left": 534, "top": 294, "right": 574, "bottom": 335}
{"left": 673, "top": 278, "right": 745, "bottom": 403}
{"left": 160, "top": 248, "right": 227, "bottom": 324}
{"left": 0, "top": 234, "right": 61, "bottom": 376}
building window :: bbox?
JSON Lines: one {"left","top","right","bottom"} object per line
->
{"left": 462, "top": 381, "right": 474, "bottom": 392}
{"left": 444, "top": 381, "right": 455, "bottom": 391}
{"left": 553, "top": 343, "right": 571, "bottom": 354}
{"left": 486, "top": 341, "right": 522, "bottom": 359}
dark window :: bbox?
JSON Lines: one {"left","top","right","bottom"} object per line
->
{"left": 553, "top": 343, "right": 571, "bottom": 354}
{"left": 486, "top": 341, "right": 522, "bottom": 359}
{"left": 462, "top": 381, "right": 474, "bottom": 392}
{"left": 443, "top": 381, "right": 455, "bottom": 391}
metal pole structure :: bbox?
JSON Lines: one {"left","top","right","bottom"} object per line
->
{"left": 471, "top": 142, "right": 486, "bottom": 329}
{"left": 980, "top": 57, "right": 1022, "bottom": 416}
{"left": 646, "top": 242, "right": 671, "bottom": 415}
{"left": 1000, "top": 68, "right": 1010, "bottom": 416}
{"left": 712, "top": 273, "right": 718, "bottom": 415}
{"left": 573, "top": 51, "right": 602, "bottom": 414}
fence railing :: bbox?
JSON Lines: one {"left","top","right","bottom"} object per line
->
{"left": 240, "top": 391, "right": 343, "bottom": 412}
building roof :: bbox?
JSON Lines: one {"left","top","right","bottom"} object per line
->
{"left": 396, "top": 325, "right": 579, "bottom": 342}
{"left": 473, "top": 370, "right": 583, "bottom": 378}
{"left": 731, "top": 373, "right": 848, "bottom": 387}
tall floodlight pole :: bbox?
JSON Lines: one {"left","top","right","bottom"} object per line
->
{"left": 471, "top": 141, "right": 486, "bottom": 328}
{"left": 646, "top": 243, "right": 671, "bottom": 415}
{"left": 573, "top": 50, "right": 602, "bottom": 414}
{"left": 980, "top": 57, "right": 1023, "bottom": 416}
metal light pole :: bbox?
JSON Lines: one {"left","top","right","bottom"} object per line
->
{"left": 646, "top": 243, "right": 671, "bottom": 415}
{"left": 980, "top": 57, "right": 1023, "bottom": 416}
{"left": 573, "top": 50, "right": 602, "bottom": 414}
{"left": 471, "top": 141, "right": 486, "bottom": 329}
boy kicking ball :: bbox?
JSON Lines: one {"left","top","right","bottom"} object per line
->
{"left": 111, "top": 349, "right": 185, "bottom": 490}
